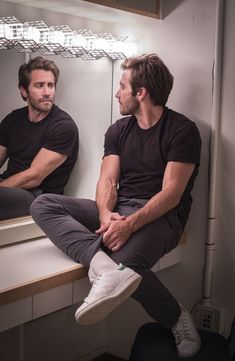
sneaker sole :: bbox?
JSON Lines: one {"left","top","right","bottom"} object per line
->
{"left": 75, "top": 272, "right": 142, "bottom": 325}
{"left": 178, "top": 337, "right": 201, "bottom": 358}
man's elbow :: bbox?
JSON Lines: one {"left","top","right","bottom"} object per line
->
{"left": 170, "top": 191, "right": 183, "bottom": 209}
{"left": 28, "top": 171, "right": 45, "bottom": 188}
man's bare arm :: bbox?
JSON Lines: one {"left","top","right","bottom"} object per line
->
{"left": 0, "top": 147, "right": 67, "bottom": 189}
{"left": 95, "top": 155, "right": 123, "bottom": 227}
{"left": 0, "top": 145, "right": 7, "bottom": 168}
{"left": 126, "top": 161, "right": 195, "bottom": 231}
{"left": 102, "top": 161, "right": 195, "bottom": 251}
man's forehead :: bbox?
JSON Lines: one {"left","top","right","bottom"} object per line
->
{"left": 120, "top": 69, "right": 131, "bottom": 83}
{"left": 30, "top": 69, "right": 55, "bottom": 82}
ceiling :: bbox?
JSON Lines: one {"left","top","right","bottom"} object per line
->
{"left": 2, "top": 0, "right": 147, "bottom": 24}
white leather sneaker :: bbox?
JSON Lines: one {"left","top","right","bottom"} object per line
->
{"left": 75, "top": 264, "right": 142, "bottom": 325}
{"left": 171, "top": 305, "right": 201, "bottom": 358}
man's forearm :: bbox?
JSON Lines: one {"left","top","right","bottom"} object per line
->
{"left": 0, "top": 169, "right": 40, "bottom": 189}
{"left": 126, "top": 186, "right": 180, "bottom": 233}
{"left": 96, "top": 177, "right": 118, "bottom": 220}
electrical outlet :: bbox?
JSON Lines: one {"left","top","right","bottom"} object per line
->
{"left": 192, "top": 303, "right": 225, "bottom": 333}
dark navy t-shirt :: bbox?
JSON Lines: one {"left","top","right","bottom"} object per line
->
{"left": 0, "top": 105, "right": 79, "bottom": 194}
{"left": 103, "top": 107, "right": 201, "bottom": 226}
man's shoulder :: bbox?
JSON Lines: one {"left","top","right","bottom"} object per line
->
{"left": 6, "top": 106, "right": 27, "bottom": 118}
{"left": 1, "top": 106, "right": 27, "bottom": 125}
{"left": 114, "top": 115, "right": 133, "bottom": 125}
{"left": 110, "top": 115, "right": 134, "bottom": 130}
{"left": 165, "top": 107, "right": 196, "bottom": 127}
{"left": 47, "top": 105, "right": 78, "bottom": 131}
{"left": 50, "top": 105, "right": 74, "bottom": 122}
{"left": 164, "top": 107, "right": 201, "bottom": 144}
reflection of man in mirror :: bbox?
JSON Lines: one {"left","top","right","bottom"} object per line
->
{"left": 0, "top": 56, "right": 79, "bottom": 220}
{"left": 31, "top": 54, "right": 201, "bottom": 358}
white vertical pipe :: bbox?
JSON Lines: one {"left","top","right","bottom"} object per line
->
{"left": 24, "top": 52, "right": 31, "bottom": 63}
{"left": 203, "top": 0, "right": 224, "bottom": 300}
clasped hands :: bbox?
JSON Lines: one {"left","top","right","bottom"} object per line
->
{"left": 96, "top": 211, "right": 133, "bottom": 252}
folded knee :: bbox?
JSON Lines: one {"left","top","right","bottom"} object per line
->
{"left": 30, "top": 194, "right": 56, "bottom": 219}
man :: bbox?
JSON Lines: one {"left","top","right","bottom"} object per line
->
{"left": 0, "top": 56, "right": 79, "bottom": 220}
{"left": 31, "top": 54, "right": 201, "bottom": 358}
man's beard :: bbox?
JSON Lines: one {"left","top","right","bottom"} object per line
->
{"left": 119, "top": 97, "right": 139, "bottom": 116}
{"left": 28, "top": 95, "right": 54, "bottom": 113}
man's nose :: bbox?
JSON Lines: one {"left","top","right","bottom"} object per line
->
{"left": 43, "top": 86, "right": 50, "bottom": 96}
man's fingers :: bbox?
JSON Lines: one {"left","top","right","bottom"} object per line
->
{"left": 95, "top": 223, "right": 109, "bottom": 234}
{"left": 111, "top": 213, "right": 126, "bottom": 220}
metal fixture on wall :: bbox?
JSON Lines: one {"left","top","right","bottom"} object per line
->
{"left": 0, "top": 16, "right": 134, "bottom": 60}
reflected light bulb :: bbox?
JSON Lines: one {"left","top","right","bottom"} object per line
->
{"left": 72, "top": 34, "right": 87, "bottom": 48}
{"left": 50, "top": 30, "right": 65, "bottom": 45}
{"left": 4, "top": 24, "right": 14, "bottom": 39}
{"left": 25, "top": 26, "right": 40, "bottom": 42}
{"left": 93, "top": 37, "right": 107, "bottom": 50}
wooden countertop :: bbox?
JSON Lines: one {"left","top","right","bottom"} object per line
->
{"left": 0, "top": 237, "right": 87, "bottom": 305}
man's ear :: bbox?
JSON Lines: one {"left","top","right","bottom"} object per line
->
{"left": 20, "top": 86, "right": 28, "bottom": 100}
{"left": 136, "top": 87, "right": 147, "bottom": 100}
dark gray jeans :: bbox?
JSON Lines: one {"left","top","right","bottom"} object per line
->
{"left": 0, "top": 186, "right": 42, "bottom": 220}
{"left": 30, "top": 194, "right": 183, "bottom": 328}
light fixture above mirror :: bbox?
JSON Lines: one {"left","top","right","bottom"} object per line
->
{"left": 0, "top": 16, "right": 136, "bottom": 60}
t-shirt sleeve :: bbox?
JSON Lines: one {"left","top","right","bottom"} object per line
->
{"left": 0, "top": 114, "right": 12, "bottom": 147}
{"left": 43, "top": 118, "right": 78, "bottom": 157}
{"left": 167, "top": 121, "right": 201, "bottom": 164}
{"left": 103, "top": 123, "right": 120, "bottom": 157}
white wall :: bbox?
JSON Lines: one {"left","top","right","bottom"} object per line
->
{"left": 214, "top": 0, "right": 235, "bottom": 333}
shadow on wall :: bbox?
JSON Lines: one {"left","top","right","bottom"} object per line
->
{"left": 163, "top": 0, "right": 188, "bottom": 19}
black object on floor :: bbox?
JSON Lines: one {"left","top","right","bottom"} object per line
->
{"left": 91, "top": 353, "right": 126, "bottom": 361}
{"left": 130, "top": 322, "right": 232, "bottom": 361}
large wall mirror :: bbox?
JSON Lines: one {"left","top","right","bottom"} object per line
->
{"left": 0, "top": 0, "right": 132, "bottom": 246}
{"left": 0, "top": 0, "right": 124, "bottom": 244}
{"left": 0, "top": 49, "right": 114, "bottom": 244}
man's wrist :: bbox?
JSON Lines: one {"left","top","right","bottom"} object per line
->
{"left": 125, "top": 216, "right": 139, "bottom": 233}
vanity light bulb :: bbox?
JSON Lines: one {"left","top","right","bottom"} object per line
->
{"left": 72, "top": 34, "right": 87, "bottom": 48}
{"left": 4, "top": 24, "right": 14, "bottom": 39}
{"left": 24, "top": 26, "right": 40, "bottom": 43}
{"left": 1, "top": 20, "right": 22, "bottom": 40}
{"left": 111, "top": 40, "right": 122, "bottom": 52}
{"left": 93, "top": 37, "right": 107, "bottom": 51}
{"left": 50, "top": 30, "right": 65, "bottom": 45}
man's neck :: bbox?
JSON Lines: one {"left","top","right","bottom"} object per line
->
{"left": 135, "top": 105, "right": 164, "bottom": 129}
{"left": 27, "top": 107, "right": 51, "bottom": 123}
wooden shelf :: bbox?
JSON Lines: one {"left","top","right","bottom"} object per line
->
{"left": 82, "top": 0, "right": 162, "bottom": 19}
{"left": 0, "top": 216, "right": 45, "bottom": 247}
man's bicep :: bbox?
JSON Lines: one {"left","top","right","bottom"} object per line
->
{"left": 0, "top": 145, "right": 7, "bottom": 168}
{"left": 99, "top": 155, "right": 121, "bottom": 185}
{"left": 162, "top": 161, "right": 195, "bottom": 195}
{"left": 30, "top": 147, "right": 67, "bottom": 181}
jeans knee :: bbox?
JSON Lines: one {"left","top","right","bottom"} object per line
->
{"left": 30, "top": 194, "right": 54, "bottom": 220}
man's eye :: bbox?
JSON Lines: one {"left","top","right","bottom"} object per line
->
{"left": 48, "top": 83, "right": 55, "bottom": 88}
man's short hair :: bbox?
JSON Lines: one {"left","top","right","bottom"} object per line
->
{"left": 18, "top": 56, "right": 60, "bottom": 100}
{"left": 121, "top": 54, "right": 174, "bottom": 106}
